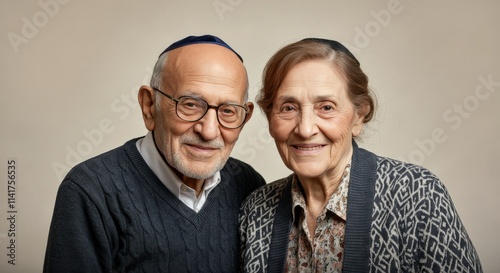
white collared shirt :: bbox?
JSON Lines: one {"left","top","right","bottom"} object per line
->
{"left": 136, "top": 132, "right": 221, "bottom": 212}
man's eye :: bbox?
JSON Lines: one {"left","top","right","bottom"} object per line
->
{"left": 221, "top": 108, "right": 236, "bottom": 115}
{"left": 181, "top": 99, "right": 204, "bottom": 109}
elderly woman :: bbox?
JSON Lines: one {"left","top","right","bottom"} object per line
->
{"left": 239, "top": 38, "right": 482, "bottom": 273}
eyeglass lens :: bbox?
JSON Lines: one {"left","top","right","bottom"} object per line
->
{"left": 176, "top": 97, "right": 246, "bottom": 128}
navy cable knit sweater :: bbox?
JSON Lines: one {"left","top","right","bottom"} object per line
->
{"left": 44, "top": 137, "right": 265, "bottom": 273}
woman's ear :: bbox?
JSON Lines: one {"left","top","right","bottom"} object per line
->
{"left": 352, "top": 105, "right": 367, "bottom": 137}
{"left": 138, "top": 85, "right": 156, "bottom": 131}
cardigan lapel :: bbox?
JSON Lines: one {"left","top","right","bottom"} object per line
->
{"left": 342, "top": 141, "right": 378, "bottom": 273}
{"left": 267, "top": 177, "right": 293, "bottom": 273}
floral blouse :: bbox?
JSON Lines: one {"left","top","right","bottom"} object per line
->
{"left": 285, "top": 164, "right": 351, "bottom": 273}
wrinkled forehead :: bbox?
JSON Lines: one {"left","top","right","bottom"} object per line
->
{"left": 170, "top": 44, "right": 244, "bottom": 72}
{"left": 163, "top": 44, "right": 248, "bottom": 100}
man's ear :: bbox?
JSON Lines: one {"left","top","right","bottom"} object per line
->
{"left": 138, "top": 85, "right": 156, "bottom": 131}
{"left": 241, "top": 102, "right": 254, "bottom": 127}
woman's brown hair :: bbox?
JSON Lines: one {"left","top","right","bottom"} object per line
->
{"left": 257, "top": 38, "right": 376, "bottom": 123}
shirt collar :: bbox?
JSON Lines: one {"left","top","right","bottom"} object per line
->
{"left": 291, "top": 163, "right": 351, "bottom": 222}
{"left": 135, "top": 131, "right": 221, "bottom": 198}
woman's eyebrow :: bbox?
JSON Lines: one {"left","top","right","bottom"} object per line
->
{"left": 275, "top": 95, "right": 297, "bottom": 102}
{"left": 314, "top": 95, "right": 336, "bottom": 101}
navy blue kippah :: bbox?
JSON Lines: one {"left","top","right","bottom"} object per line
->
{"left": 301, "top": 38, "right": 359, "bottom": 65}
{"left": 159, "top": 35, "right": 243, "bottom": 62}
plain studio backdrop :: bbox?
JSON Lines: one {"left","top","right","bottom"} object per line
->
{"left": 1, "top": 1, "right": 499, "bottom": 272}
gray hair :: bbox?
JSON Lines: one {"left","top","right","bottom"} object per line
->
{"left": 150, "top": 52, "right": 169, "bottom": 90}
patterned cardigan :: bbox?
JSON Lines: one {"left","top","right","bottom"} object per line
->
{"left": 239, "top": 142, "right": 483, "bottom": 273}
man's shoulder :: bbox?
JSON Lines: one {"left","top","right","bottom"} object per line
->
{"left": 62, "top": 138, "right": 139, "bottom": 187}
{"left": 70, "top": 144, "right": 125, "bottom": 171}
{"left": 219, "top": 157, "right": 267, "bottom": 196}
{"left": 224, "top": 157, "right": 263, "bottom": 179}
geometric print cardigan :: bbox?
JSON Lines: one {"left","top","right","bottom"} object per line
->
{"left": 239, "top": 142, "right": 483, "bottom": 273}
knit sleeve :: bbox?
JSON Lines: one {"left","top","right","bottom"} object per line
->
{"left": 43, "top": 179, "right": 112, "bottom": 273}
{"left": 411, "top": 172, "right": 483, "bottom": 273}
{"left": 372, "top": 158, "right": 483, "bottom": 272}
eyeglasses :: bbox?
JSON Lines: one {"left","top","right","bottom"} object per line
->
{"left": 153, "top": 88, "right": 249, "bottom": 129}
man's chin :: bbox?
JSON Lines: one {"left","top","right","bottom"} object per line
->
{"left": 174, "top": 161, "right": 221, "bottom": 180}
{"left": 173, "top": 152, "right": 229, "bottom": 178}
{"left": 178, "top": 168, "right": 216, "bottom": 180}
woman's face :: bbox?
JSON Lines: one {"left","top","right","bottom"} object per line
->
{"left": 269, "top": 60, "right": 364, "bottom": 180}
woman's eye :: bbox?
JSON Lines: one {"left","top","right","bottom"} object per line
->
{"left": 278, "top": 103, "right": 298, "bottom": 119}
{"left": 316, "top": 102, "right": 337, "bottom": 118}
{"left": 280, "top": 102, "right": 298, "bottom": 112}
{"left": 317, "top": 100, "right": 336, "bottom": 111}
{"left": 322, "top": 105, "right": 334, "bottom": 111}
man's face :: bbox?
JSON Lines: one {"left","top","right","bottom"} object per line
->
{"left": 151, "top": 44, "right": 251, "bottom": 180}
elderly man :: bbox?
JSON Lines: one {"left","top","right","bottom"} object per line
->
{"left": 44, "top": 35, "right": 265, "bottom": 272}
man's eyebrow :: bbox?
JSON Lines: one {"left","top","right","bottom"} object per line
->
{"left": 178, "top": 91, "right": 244, "bottom": 105}
{"left": 176, "top": 90, "right": 201, "bottom": 98}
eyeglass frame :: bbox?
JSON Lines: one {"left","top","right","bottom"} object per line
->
{"left": 153, "top": 87, "right": 249, "bottom": 129}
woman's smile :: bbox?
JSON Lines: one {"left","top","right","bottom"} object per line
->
{"left": 291, "top": 143, "right": 326, "bottom": 152}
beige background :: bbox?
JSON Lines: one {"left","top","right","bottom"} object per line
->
{"left": 1, "top": 0, "right": 499, "bottom": 272}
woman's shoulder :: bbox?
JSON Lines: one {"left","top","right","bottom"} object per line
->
{"left": 241, "top": 174, "right": 292, "bottom": 211}
{"left": 376, "top": 156, "right": 439, "bottom": 179}
{"left": 374, "top": 155, "right": 448, "bottom": 195}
